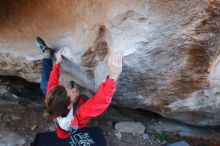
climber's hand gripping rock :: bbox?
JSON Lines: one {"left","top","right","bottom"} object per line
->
{"left": 108, "top": 53, "right": 123, "bottom": 80}
{"left": 55, "top": 50, "right": 63, "bottom": 64}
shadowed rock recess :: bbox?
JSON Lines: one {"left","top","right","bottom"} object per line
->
{"left": 0, "top": 0, "right": 220, "bottom": 126}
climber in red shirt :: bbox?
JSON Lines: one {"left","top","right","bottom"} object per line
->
{"left": 36, "top": 37, "right": 123, "bottom": 139}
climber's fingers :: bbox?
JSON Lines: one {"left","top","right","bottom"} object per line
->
{"left": 108, "top": 52, "right": 123, "bottom": 80}
{"left": 116, "top": 53, "right": 123, "bottom": 65}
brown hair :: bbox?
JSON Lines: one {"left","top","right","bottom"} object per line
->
{"left": 44, "top": 86, "right": 70, "bottom": 119}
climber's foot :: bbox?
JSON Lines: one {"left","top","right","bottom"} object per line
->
{"left": 35, "top": 37, "right": 55, "bottom": 59}
{"left": 36, "top": 37, "right": 49, "bottom": 53}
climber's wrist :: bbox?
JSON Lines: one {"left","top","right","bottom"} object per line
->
{"left": 109, "top": 74, "right": 118, "bottom": 80}
{"left": 55, "top": 61, "right": 60, "bottom": 65}
{"left": 55, "top": 59, "right": 62, "bottom": 64}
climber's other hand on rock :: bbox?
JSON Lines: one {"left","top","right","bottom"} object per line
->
{"left": 56, "top": 50, "right": 63, "bottom": 64}
{"left": 108, "top": 52, "right": 123, "bottom": 80}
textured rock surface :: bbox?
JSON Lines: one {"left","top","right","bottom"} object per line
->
{"left": 0, "top": 0, "right": 220, "bottom": 125}
{"left": 115, "top": 121, "right": 145, "bottom": 134}
{"left": 150, "top": 119, "right": 220, "bottom": 144}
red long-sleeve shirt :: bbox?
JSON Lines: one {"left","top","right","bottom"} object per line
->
{"left": 45, "top": 64, "right": 117, "bottom": 138}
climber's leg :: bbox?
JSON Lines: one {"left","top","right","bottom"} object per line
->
{"left": 36, "top": 37, "right": 54, "bottom": 95}
{"left": 40, "top": 58, "right": 53, "bottom": 96}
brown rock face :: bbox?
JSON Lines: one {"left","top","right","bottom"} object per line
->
{"left": 0, "top": 0, "right": 220, "bottom": 126}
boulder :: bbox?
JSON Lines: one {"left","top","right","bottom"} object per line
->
{"left": 0, "top": 0, "right": 220, "bottom": 125}
{"left": 115, "top": 121, "right": 145, "bottom": 134}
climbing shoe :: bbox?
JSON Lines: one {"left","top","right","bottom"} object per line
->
{"left": 36, "top": 37, "right": 55, "bottom": 59}
{"left": 36, "top": 37, "right": 48, "bottom": 53}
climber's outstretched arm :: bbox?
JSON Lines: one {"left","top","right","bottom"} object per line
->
{"left": 45, "top": 50, "right": 63, "bottom": 104}
{"left": 70, "top": 53, "right": 123, "bottom": 129}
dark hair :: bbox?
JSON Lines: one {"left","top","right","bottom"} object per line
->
{"left": 44, "top": 86, "right": 70, "bottom": 119}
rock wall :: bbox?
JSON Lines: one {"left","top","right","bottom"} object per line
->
{"left": 0, "top": 0, "right": 220, "bottom": 126}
